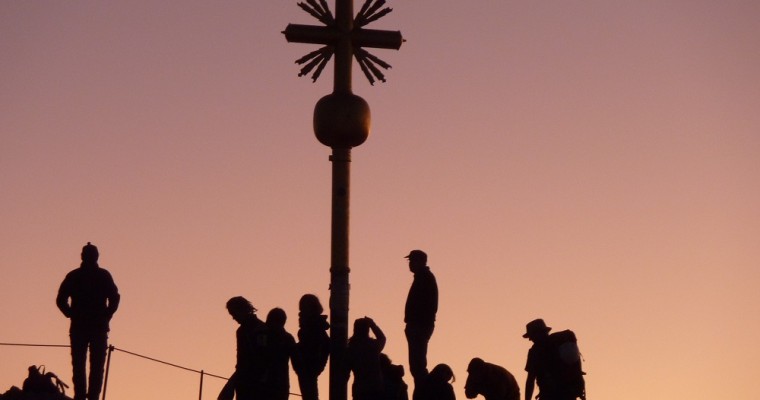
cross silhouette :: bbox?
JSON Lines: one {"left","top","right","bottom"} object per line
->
{"left": 283, "top": 0, "right": 404, "bottom": 89}
{"left": 282, "top": 3, "right": 403, "bottom": 400}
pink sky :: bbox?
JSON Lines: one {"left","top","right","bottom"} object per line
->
{"left": 2, "top": 1, "right": 759, "bottom": 399}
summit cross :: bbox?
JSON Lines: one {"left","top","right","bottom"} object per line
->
{"left": 284, "top": 0, "right": 404, "bottom": 89}
{"left": 283, "top": 2, "right": 404, "bottom": 400}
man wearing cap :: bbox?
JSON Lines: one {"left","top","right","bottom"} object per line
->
{"left": 404, "top": 249, "right": 438, "bottom": 393}
{"left": 523, "top": 318, "right": 562, "bottom": 400}
{"left": 219, "top": 296, "right": 270, "bottom": 400}
{"left": 56, "top": 242, "right": 120, "bottom": 400}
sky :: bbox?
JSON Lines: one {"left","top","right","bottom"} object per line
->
{"left": 2, "top": 1, "right": 759, "bottom": 399}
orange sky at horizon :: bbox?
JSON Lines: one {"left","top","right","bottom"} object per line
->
{"left": 2, "top": 1, "right": 759, "bottom": 400}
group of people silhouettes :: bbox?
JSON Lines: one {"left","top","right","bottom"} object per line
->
{"left": 55, "top": 243, "right": 584, "bottom": 400}
{"left": 216, "top": 295, "right": 330, "bottom": 400}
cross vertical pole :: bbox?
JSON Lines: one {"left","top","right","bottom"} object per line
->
{"left": 330, "top": 2, "right": 353, "bottom": 400}
{"left": 335, "top": 0, "right": 353, "bottom": 94}
{"left": 329, "top": 146, "right": 350, "bottom": 400}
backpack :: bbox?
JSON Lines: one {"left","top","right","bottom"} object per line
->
{"left": 21, "top": 365, "right": 71, "bottom": 399}
{"left": 549, "top": 330, "right": 586, "bottom": 400}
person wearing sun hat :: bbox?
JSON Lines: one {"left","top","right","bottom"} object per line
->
{"left": 523, "top": 318, "right": 566, "bottom": 400}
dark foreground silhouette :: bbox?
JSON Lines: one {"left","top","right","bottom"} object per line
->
{"left": 9, "top": 240, "right": 590, "bottom": 400}
{"left": 465, "top": 358, "right": 520, "bottom": 400}
{"left": 0, "top": 365, "right": 73, "bottom": 400}
{"left": 346, "top": 317, "right": 387, "bottom": 400}
{"left": 403, "top": 249, "right": 438, "bottom": 400}
{"left": 293, "top": 294, "right": 330, "bottom": 400}
{"left": 523, "top": 319, "right": 586, "bottom": 400}
{"left": 415, "top": 363, "right": 455, "bottom": 400}
{"left": 56, "top": 242, "right": 120, "bottom": 400}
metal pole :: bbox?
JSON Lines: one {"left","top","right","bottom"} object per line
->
{"left": 199, "top": 370, "right": 204, "bottom": 400}
{"left": 101, "top": 345, "right": 114, "bottom": 400}
{"left": 330, "top": 2, "right": 353, "bottom": 400}
{"left": 329, "top": 147, "right": 351, "bottom": 400}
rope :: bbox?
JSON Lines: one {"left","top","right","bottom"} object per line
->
{"left": 1, "top": 341, "right": 302, "bottom": 396}
{"left": 0, "top": 342, "right": 69, "bottom": 348}
{"left": 110, "top": 346, "right": 228, "bottom": 380}
{"left": 0, "top": 342, "right": 226, "bottom": 380}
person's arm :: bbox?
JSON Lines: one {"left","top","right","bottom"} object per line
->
{"left": 368, "top": 318, "right": 386, "bottom": 351}
{"left": 56, "top": 277, "right": 72, "bottom": 318}
{"left": 105, "top": 271, "right": 120, "bottom": 318}
{"left": 422, "top": 274, "right": 438, "bottom": 319}
{"left": 524, "top": 372, "right": 535, "bottom": 400}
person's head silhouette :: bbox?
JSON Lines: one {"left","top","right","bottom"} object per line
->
{"left": 267, "top": 307, "right": 287, "bottom": 329}
{"left": 353, "top": 317, "right": 371, "bottom": 337}
{"left": 81, "top": 242, "right": 99, "bottom": 264}
{"left": 523, "top": 318, "right": 552, "bottom": 341}
{"left": 431, "top": 363, "right": 455, "bottom": 383}
{"left": 405, "top": 249, "right": 427, "bottom": 272}
{"left": 226, "top": 296, "right": 257, "bottom": 323}
{"left": 299, "top": 294, "right": 324, "bottom": 315}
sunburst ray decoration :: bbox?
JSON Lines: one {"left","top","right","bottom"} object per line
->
{"left": 291, "top": 0, "right": 396, "bottom": 85}
{"left": 297, "top": 0, "right": 334, "bottom": 26}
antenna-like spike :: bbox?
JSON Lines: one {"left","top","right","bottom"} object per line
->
{"left": 295, "top": 47, "right": 326, "bottom": 65}
{"left": 364, "top": 0, "right": 387, "bottom": 20}
{"left": 365, "top": 59, "right": 386, "bottom": 83}
{"left": 311, "top": 52, "right": 332, "bottom": 82}
{"left": 361, "top": 49, "right": 392, "bottom": 70}
{"left": 298, "top": 54, "right": 325, "bottom": 77}
{"left": 360, "top": 7, "right": 392, "bottom": 26}
{"left": 305, "top": 0, "right": 326, "bottom": 15}
{"left": 318, "top": 0, "right": 333, "bottom": 18}
{"left": 297, "top": 2, "right": 326, "bottom": 23}
{"left": 356, "top": 56, "right": 376, "bottom": 85}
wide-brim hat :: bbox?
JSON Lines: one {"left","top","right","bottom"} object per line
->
{"left": 523, "top": 318, "right": 551, "bottom": 338}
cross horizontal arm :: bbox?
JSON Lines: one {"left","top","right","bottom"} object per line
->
{"left": 284, "top": 24, "right": 337, "bottom": 46}
{"left": 284, "top": 24, "right": 403, "bottom": 50}
{"left": 353, "top": 28, "right": 404, "bottom": 50}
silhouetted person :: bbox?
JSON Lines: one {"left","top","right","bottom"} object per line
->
{"left": 416, "top": 363, "right": 455, "bottom": 400}
{"left": 218, "top": 297, "right": 269, "bottom": 400}
{"left": 464, "top": 358, "right": 519, "bottom": 400}
{"left": 524, "top": 319, "right": 558, "bottom": 400}
{"left": 380, "top": 354, "right": 408, "bottom": 400}
{"left": 403, "top": 249, "right": 438, "bottom": 390}
{"left": 523, "top": 319, "right": 584, "bottom": 400}
{"left": 346, "top": 317, "right": 387, "bottom": 400}
{"left": 293, "top": 294, "right": 330, "bottom": 400}
{"left": 265, "top": 308, "right": 296, "bottom": 400}
{"left": 56, "top": 242, "right": 120, "bottom": 400}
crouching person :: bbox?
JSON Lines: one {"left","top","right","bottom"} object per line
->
{"left": 464, "top": 358, "right": 519, "bottom": 400}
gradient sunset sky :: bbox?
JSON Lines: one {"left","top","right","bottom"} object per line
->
{"left": 2, "top": 1, "right": 759, "bottom": 399}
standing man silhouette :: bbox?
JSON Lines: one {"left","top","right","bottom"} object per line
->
{"left": 56, "top": 242, "right": 120, "bottom": 400}
{"left": 403, "top": 249, "right": 438, "bottom": 397}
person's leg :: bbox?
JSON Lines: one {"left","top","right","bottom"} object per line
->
{"left": 86, "top": 331, "right": 109, "bottom": 400}
{"left": 405, "top": 324, "right": 434, "bottom": 383}
{"left": 69, "top": 331, "right": 88, "bottom": 400}
{"left": 297, "top": 371, "right": 319, "bottom": 400}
